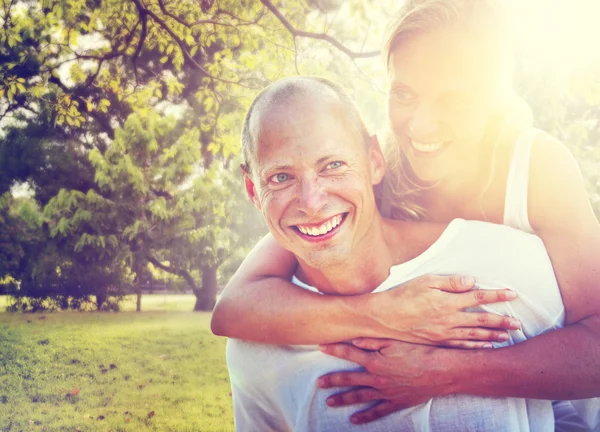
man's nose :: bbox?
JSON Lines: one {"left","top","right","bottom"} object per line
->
{"left": 407, "top": 102, "right": 439, "bottom": 139}
{"left": 295, "top": 175, "right": 327, "bottom": 216}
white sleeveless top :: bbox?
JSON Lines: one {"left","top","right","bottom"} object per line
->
{"left": 504, "top": 128, "right": 598, "bottom": 432}
{"left": 503, "top": 128, "right": 539, "bottom": 233}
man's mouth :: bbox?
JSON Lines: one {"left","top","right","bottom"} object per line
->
{"left": 293, "top": 213, "right": 347, "bottom": 239}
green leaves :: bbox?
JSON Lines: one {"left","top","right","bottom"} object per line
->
{"left": 1, "top": 76, "right": 27, "bottom": 102}
{"left": 0, "top": 0, "right": 391, "bottom": 307}
{"left": 98, "top": 99, "right": 111, "bottom": 113}
{"left": 54, "top": 95, "right": 85, "bottom": 127}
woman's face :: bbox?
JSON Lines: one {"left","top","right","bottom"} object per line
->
{"left": 387, "top": 25, "right": 504, "bottom": 183}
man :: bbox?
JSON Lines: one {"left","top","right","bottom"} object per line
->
{"left": 225, "top": 76, "right": 600, "bottom": 431}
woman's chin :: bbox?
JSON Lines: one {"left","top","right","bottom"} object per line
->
{"left": 405, "top": 156, "right": 445, "bottom": 185}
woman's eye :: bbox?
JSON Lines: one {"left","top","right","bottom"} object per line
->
{"left": 326, "top": 161, "right": 343, "bottom": 170}
{"left": 270, "top": 173, "right": 290, "bottom": 183}
{"left": 390, "top": 89, "right": 416, "bottom": 103}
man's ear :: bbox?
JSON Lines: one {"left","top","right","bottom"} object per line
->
{"left": 241, "top": 164, "right": 262, "bottom": 210}
{"left": 368, "top": 134, "right": 386, "bottom": 185}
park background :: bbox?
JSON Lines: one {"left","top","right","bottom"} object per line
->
{"left": 1, "top": 0, "right": 600, "bottom": 430}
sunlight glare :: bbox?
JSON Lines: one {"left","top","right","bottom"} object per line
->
{"left": 511, "top": 0, "right": 600, "bottom": 77}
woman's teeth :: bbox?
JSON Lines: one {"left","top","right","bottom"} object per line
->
{"left": 411, "top": 140, "right": 444, "bottom": 153}
{"left": 297, "top": 214, "right": 343, "bottom": 236}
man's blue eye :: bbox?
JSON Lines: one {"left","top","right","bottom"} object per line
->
{"left": 327, "top": 161, "right": 342, "bottom": 169}
{"left": 271, "top": 173, "right": 289, "bottom": 183}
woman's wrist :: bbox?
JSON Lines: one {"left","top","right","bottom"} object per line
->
{"left": 343, "top": 292, "right": 402, "bottom": 340}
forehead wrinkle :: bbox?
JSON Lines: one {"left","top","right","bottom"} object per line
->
{"left": 248, "top": 81, "right": 367, "bottom": 181}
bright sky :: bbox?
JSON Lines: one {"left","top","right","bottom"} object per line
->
{"left": 509, "top": 0, "right": 600, "bottom": 77}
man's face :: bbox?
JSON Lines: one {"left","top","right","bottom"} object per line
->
{"left": 244, "top": 99, "right": 385, "bottom": 269}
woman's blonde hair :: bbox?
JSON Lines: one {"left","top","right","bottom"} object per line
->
{"left": 377, "top": 0, "right": 533, "bottom": 221}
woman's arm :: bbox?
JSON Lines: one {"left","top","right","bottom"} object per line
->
{"left": 211, "top": 234, "right": 520, "bottom": 345}
{"left": 317, "top": 135, "right": 600, "bottom": 423}
{"left": 528, "top": 135, "right": 600, "bottom": 327}
{"left": 212, "top": 234, "right": 379, "bottom": 344}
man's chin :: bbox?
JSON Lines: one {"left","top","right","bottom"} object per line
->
{"left": 297, "top": 247, "right": 350, "bottom": 271}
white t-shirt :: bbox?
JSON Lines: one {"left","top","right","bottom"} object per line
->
{"left": 227, "top": 219, "right": 570, "bottom": 432}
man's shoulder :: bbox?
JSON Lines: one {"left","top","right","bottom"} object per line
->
{"left": 384, "top": 218, "right": 544, "bottom": 260}
{"left": 452, "top": 219, "right": 542, "bottom": 244}
{"left": 439, "top": 220, "right": 547, "bottom": 262}
{"left": 433, "top": 220, "right": 552, "bottom": 281}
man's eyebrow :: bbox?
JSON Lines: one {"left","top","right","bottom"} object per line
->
{"left": 316, "top": 154, "right": 339, "bottom": 165}
{"left": 258, "top": 154, "right": 340, "bottom": 178}
{"left": 258, "top": 163, "right": 292, "bottom": 178}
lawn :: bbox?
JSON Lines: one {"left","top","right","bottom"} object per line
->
{"left": 0, "top": 295, "right": 234, "bottom": 431}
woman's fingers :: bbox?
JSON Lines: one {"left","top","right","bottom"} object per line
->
{"left": 456, "top": 288, "right": 519, "bottom": 309}
{"left": 421, "top": 274, "right": 476, "bottom": 293}
{"left": 459, "top": 311, "right": 521, "bottom": 331}
{"left": 325, "top": 388, "right": 381, "bottom": 407}
{"left": 439, "top": 340, "right": 494, "bottom": 349}
{"left": 319, "top": 343, "right": 372, "bottom": 366}
{"left": 351, "top": 338, "right": 391, "bottom": 351}
{"left": 317, "top": 371, "right": 376, "bottom": 389}
{"left": 449, "top": 326, "right": 510, "bottom": 342}
{"left": 350, "top": 398, "right": 430, "bottom": 424}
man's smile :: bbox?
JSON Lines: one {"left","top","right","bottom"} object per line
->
{"left": 292, "top": 213, "right": 348, "bottom": 241}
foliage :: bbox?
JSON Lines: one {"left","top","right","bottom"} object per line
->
{"left": 0, "top": 0, "right": 390, "bottom": 310}
{"left": 1, "top": 0, "right": 598, "bottom": 312}
{"left": 42, "top": 109, "right": 264, "bottom": 310}
{"left": 516, "top": 58, "right": 600, "bottom": 218}
{"left": 0, "top": 191, "right": 130, "bottom": 311}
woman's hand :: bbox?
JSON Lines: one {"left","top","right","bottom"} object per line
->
{"left": 317, "top": 338, "right": 449, "bottom": 424}
{"left": 367, "top": 274, "right": 521, "bottom": 347}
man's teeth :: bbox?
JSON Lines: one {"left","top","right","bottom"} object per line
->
{"left": 411, "top": 140, "right": 444, "bottom": 153}
{"left": 297, "top": 214, "right": 343, "bottom": 236}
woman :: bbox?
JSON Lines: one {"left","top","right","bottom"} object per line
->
{"left": 212, "top": 0, "right": 600, "bottom": 429}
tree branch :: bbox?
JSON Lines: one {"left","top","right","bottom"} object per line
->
{"left": 259, "top": 0, "right": 379, "bottom": 59}
{"left": 47, "top": 76, "right": 116, "bottom": 140}
{"left": 156, "top": 0, "right": 264, "bottom": 29}
{"left": 145, "top": 254, "right": 198, "bottom": 290}
{"left": 157, "top": 0, "right": 193, "bottom": 28}
{"left": 130, "top": 0, "right": 148, "bottom": 85}
{"left": 141, "top": 4, "right": 260, "bottom": 89}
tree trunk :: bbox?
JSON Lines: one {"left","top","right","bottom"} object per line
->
{"left": 136, "top": 290, "right": 142, "bottom": 312}
{"left": 133, "top": 260, "right": 143, "bottom": 312}
{"left": 96, "top": 288, "right": 107, "bottom": 310}
{"left": 194, "top": 264, "right": 218, "bottom": 311}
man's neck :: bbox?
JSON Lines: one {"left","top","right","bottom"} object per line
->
{"left": 294, "top": 214, "right": 398, "bottom": 296}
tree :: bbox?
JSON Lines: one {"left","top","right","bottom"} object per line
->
{"left": 44, "top": 110, "right": 263, "bottom": 310}
{"left": 1, "top": 0, "right": 389, "bottom": 310}
{"left": 8, "top": 0, "right": 596, "bottom": 313}
{"left": 516, "top": 54, "right": 600, "bottom": 219}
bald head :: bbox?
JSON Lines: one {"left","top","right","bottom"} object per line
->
{"left": 241, "top": 77, "right": 369, "bottom": 175}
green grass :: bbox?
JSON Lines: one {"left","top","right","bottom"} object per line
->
{"left": 0, "top": 294, "right": 199, "bottom": 313}
{"left": 0, "top": 301, "right": 234, "bottom": 431}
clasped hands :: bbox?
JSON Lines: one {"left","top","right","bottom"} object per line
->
{"left": 318, "top": 338, "right": 443, "bottom": 424}
{"left": 316, "top": 274, "right": 520, "bottom": 425}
